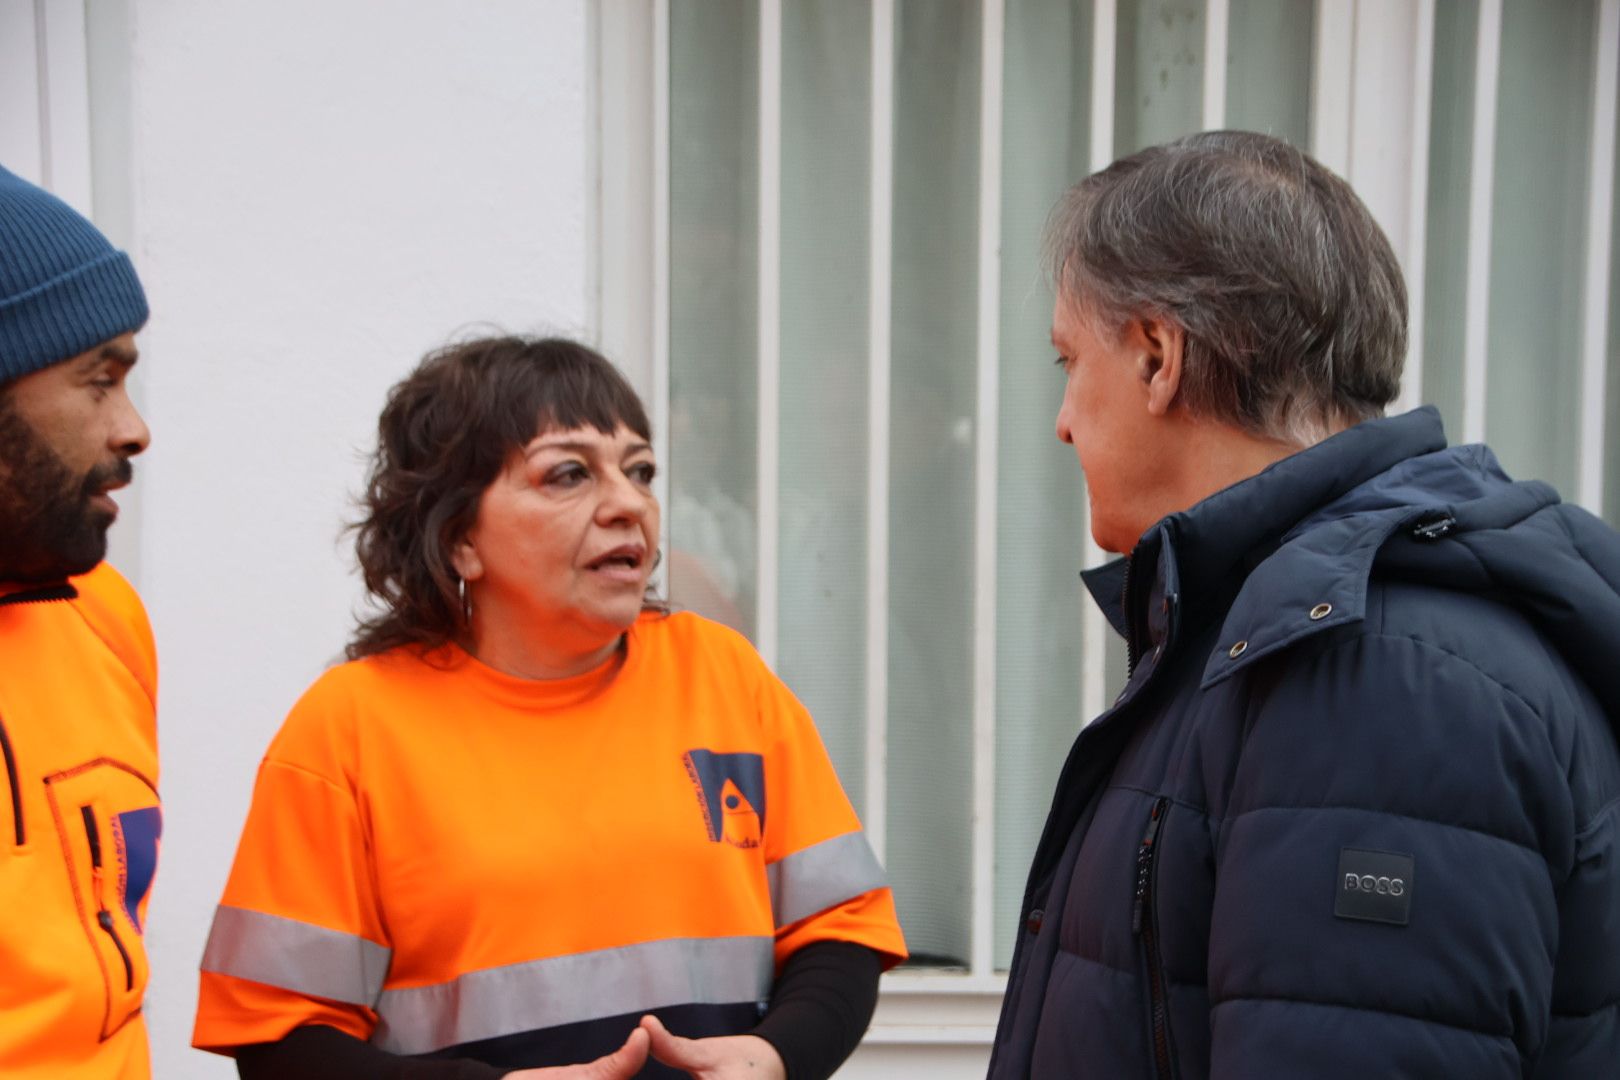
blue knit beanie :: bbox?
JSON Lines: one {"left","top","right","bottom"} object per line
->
{"left": 0, "top": 164, "right": 149, "bottom": 383}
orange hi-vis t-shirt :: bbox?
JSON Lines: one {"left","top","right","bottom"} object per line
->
{"left": 0, "top": 565, "right": 161, "bottom": 1080}
{"left": 194, "top": 611, "right": 905, "bottom": 1066}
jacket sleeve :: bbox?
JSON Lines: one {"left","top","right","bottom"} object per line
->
{"left": 1206, "top": 630, "right": 1568, "bottom": 1077}
{"left": 193, "top": 678, "right": 391, "bottom": 1053}
{"left": 754, "top": 663, "right": 907, "bottom": 972}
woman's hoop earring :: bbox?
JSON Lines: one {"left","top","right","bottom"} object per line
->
{"left": 457, "top": 576, "right": 471, "bottom": 621}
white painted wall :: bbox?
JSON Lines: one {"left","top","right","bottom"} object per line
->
{"left": 77, "top": 3, "right": 590, "bottom": 1075}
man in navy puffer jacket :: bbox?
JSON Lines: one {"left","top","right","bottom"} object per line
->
{"left": 989, "top": 131, "right": 1620, "bottom": 1078}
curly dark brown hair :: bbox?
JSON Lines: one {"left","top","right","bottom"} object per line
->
{"left": 348, "top": 335, "right": 655, "bottom": 660}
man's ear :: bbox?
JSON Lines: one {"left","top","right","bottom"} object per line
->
{"left": 1134, "top": 316, "right": 1185, "bottom": 417}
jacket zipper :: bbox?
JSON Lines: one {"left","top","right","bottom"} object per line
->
{"left": 1132, "top": 797, "right": 1174, "bottom": 1080}
{"left": 1122, "top": 556, "right": 1140, "bottom": 675}
{"left": 0, "top": 716, "right": 21, "bottom": 846}
{"left": 80, "top": 806, "right": 134, "bottom": 991}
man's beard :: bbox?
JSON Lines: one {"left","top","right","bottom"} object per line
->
{"left": 0, "top": 396, "right": 132, "bottom": 583}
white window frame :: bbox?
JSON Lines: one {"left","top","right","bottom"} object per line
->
{"left": 591, "top": 0, "right": 1620, "bottom": 1061}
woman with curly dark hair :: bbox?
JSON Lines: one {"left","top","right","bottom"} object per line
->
{"left": 191, "top": 337, "right": 905, "bottom": 1080}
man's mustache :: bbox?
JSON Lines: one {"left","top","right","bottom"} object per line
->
{"left": 82, "top": 456, "right": 134, "bottom": 497}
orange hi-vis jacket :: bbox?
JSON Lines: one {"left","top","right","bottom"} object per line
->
{"left": 195, "top": 611, "right": 905, "bottom": 1067}
{"left": 0, "top": 564, "right": 161, "bottom": 1080}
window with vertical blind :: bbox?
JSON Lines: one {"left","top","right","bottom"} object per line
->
{"left": 609, "top": 0, "right": 1620, "bottom": 1010}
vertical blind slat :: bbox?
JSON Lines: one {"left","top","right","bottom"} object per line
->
{"left": 1090, "top": 0, "right": 1115, "bottom": 166}
{"left": 1080, "top": 0, "right": 1116, "bottom": 728}
{"left": 776, "top": 0, "right": 874, "bottom": 813}
{"left": 970, "top": 0, "right": 1005, "bottom": 980}
{"left": 1310, "top": 0, "right": 1355, "bottom": 174}
{"left": 1463, "top": 0, "right": 1503, "bottom": 444}
{"left": 1580, "top": 0, "right": 1619, "bottom": 513}
{"left": 885, "top": 0, "right": 982, "bottom": 965}
{"left": 1399, "top": 0, "right": 1437, "bottom": 415}
{"left": 993, "top": 0, "right": 1096, "bottom": 970}
{"left": 756, "top": 0, "right": 782, "bottom": 667}
{"left": 865, "top": 0, "right": 895, "bottom": 868}
{"left": 1202, "top": 0, "right": 1229, "bottom": 130}
{"left": 653, "top": 0, "right": 673, "bottom": 558}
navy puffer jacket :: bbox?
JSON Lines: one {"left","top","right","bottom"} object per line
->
{"left": 988, "top": 408, "right": 1620, "bottom": 1078}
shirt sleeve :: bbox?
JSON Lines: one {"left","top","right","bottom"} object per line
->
{"left": 752, "top": 940, "right": 883, "bottom": 1080}
{"left": 194, "top": 678, "right": 391, "bottom": 1053}
{"left": 755, "top": 663, "right": 907, "bottom": 971}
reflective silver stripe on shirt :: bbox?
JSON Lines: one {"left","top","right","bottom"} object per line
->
{"left": 371, "top": 935, "right": 774, "bottom": 1056}
{"left": 766, "top": 830, "right": 887, "bottom": 929}
{"left": 200, "top": 904, "right": 392, "bottom": 1007}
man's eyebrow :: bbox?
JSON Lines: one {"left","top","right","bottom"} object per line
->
{"left": 78, "top": 343, "right": 139, "bottom": 373}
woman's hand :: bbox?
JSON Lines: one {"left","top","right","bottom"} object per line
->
{"left": 506, "top": 1026, "right": 650, "bottom": 1078}
{"left": 639, "top": 1015, "right": 786, "bottom": 1080}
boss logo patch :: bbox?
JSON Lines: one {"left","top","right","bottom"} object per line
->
{"left": 1344, "top": 872, "right": 1405, "bottom": 896}
{"left": 1334, "top": 848, "right": 1414, "bottom": 926}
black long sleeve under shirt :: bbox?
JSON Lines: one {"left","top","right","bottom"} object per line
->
{"left": 234, "top": 940, "right": 883, "bottom": 1080}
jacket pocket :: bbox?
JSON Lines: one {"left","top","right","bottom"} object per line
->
{"left": 44, "top": 758, "right": 160, "bottom": 1040}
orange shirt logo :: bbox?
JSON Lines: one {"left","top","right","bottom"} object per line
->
{"left": 682, "top": 750, "right": 765, "bottom": 849}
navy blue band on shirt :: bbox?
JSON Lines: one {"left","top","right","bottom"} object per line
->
{"left": 232, "top": 940, "right": 883, "bottom": 1080}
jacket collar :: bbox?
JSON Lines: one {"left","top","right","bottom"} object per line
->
{"left": 1162, "top": 408, "right": 1448, "bottom": 593}
{"left": 0, "top": 579, "right": 78, "bottom": 607}
{"left": 1084, "top": 408, "right": 1457, "bottom": 682}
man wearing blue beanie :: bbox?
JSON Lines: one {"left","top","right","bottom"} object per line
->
{"left": 0, "top": 164, "right": 162, "bottom": 1080}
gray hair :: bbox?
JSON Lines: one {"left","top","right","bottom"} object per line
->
{"left": 1043, "top": 130, "right": 1406, "bottom": 446}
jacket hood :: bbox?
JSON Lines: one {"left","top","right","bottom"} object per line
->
{"left": 1089, "top": 408, "right": 1620, "bottom": 732}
